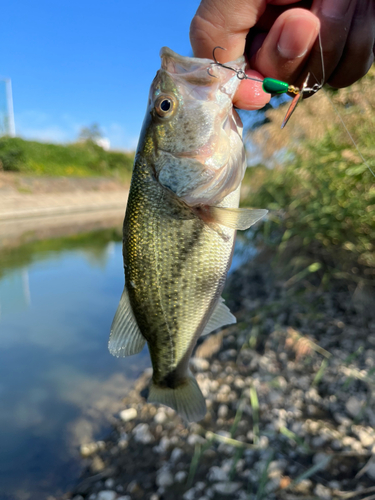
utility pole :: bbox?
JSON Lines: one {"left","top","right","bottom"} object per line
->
{"left": 0, "top": 78, "right": 15, "bottom": 137}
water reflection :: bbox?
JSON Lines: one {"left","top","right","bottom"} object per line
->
{"left": 0, "top": 230, "right": 150, "bottom": 500}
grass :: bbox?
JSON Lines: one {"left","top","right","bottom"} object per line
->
{"left": 0, "top": 136, "right": 134, "bottom": 179}
{"left": 249, "top": 387, "right": 259, "bottom": 445}
{"left": 241, "top": 66, "right": 375, "bottom": 280}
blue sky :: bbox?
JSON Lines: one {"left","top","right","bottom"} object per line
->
{"left": 1, "top": 0, "right": 201, "bottom": 150}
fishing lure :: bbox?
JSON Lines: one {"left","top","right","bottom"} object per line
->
{"left": 209, "top": 33, "right": 325, "bottom": 129}
{"left": 209, "top": 36, "right": 375, "bottom": 177}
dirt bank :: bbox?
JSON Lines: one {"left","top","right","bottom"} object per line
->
{"left": 0, "top": 174, "right": 128, "bottom": 248}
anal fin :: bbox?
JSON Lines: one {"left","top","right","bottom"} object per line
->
{"left": 201, "top": 297, "right": 236, "bottom": 337}
{"left": 108, "top": 287, "right": 146, "bottom": 357}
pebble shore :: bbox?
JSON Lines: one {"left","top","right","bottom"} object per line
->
{"left": 57, "top": 248, "right": 375, "bottom": 500}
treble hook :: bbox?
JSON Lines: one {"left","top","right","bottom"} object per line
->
{"left": 207, "top": 46, "right": 263, "bottom": 83}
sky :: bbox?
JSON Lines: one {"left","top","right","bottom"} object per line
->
{"left": 0, "top": 0, "right": 201, "bottom": 150}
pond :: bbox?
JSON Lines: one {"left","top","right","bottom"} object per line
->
{"left": 0, "top": 226, "right": 257, "bottom": 500}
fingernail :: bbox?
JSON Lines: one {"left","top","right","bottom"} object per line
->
{"left": 277, "top": 17, "right": 312, "bottom": 59}
{"left": 321, "top": 0, "right": 351, "bottom": 19}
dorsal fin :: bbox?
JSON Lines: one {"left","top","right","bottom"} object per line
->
{"left": 108, "top": 287, "right": 146, "bottom": 357}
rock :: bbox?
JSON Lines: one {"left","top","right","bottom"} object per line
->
{"left": 156, "top": 469, "right": 174, "bottom": 488}
{"left": 97, "top": 491, "right": 116, "bottom": 500}
{"left": 117, "top": 497, "right": 131, "bottom": 500}
{"left": 187, "top": 434, "right": 206, "bottom": 446}
{"left": 72, "top": 496, "right": 84, "bottom": 500}
{"left": 268, "top": 390, "right": 283, "bottom": 405}
{"left": 170, "top": 447, "right": 184, "bottom": 462}
{"left": 175, "top": 471, "right": 188, "bottom": 483}
{"left": 126, "top": 481, "right": 141, "bottom": 494}
{"left": 118, "top": 432, "right": 128, "bottom": 449}
{"left": 355, "top": 428, "right": 375, "bottom": 448}
{"left": 90, "top": 455, "right": 105, "bottom": 472}
{"left": 183, "top": 488, "right": 197, "bottom": 500}
{"left": 219, "top": 349, "right": 237, "bottom": 361}
{"left": 154, "top": 410, "right": 167, "bottom": 424}
{"left": 294, "top": 479, "right": 312, "bottom": 494}
{"left": 213, "top": 482, "right": 242, "bottom": 495}
{"left": 196, "top": 481, "right": 206, "bottom": 491}
{"left": 311, "top": 435, "right": 328, "bottom": 448}
{"left": 133, "top": 423, "right": 155, "bottom": 444}
{"left": 205, "top": 487, "right": 214, "bottom": 498}
{"left": 119, "top": 408, "right": 137, "bottom": 422}
{"left": 80, "top": 442, "right": 99, "bottom": 457}
{"left": 345, "top": 396, "right": 364, "bottom": 418}
{"left": 104, "top": 479, "right": 115, "bottom": 489}
{"left": 154, "top": 436, "right": 170, "bottom": 453}
{"left": 218, "top": 404, "right": 229, "bottom": 418}
{"left": 333, "top": 413, "right": 352, "bottom": 426}
{"left": 258, "top": 435, "right": 269, "bottom": 449}
{"left": 234, "top": 377, "right": 245, "bottom": 389}
{"left": 190, "top": 357, "right": 210, "bottom": 371}
{"left": 207, "top": 465, "right": 228, "bottom": 482}
{"left": 314, "top": 484, "right": 332, "bottom": 500}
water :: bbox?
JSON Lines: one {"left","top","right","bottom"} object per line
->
{"left": 0, "top": 227, "right": 257, "bottom": 500}
{"left": 0, "top": 231, "right": 151, "bottom": 500}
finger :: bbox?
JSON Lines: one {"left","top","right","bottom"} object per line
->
{"left": 307, "top": 0, "right": 358, "bottom": 85}
{"left": 190, "top": 0, "right": 267, "bottom": 62}
{"left": 327, "top": 0, "right": 375, "bottom": 87}
{"left": 233, "top": 69, "right": 271, "bottom": 110}
{"left": 250, "top": 9, "right": 320, "bottom": 83}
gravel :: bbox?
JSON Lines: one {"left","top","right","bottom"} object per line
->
{"left": 57, "top": 247, "right": 375, "bottom": 500}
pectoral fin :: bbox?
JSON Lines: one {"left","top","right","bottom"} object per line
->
{"left": 201, "top": 297, "right": 236, "bottom": 337}
{"left": 207, "top": 206, "right": 268, "bottom": 230}
{"left": 108, "top": 287, "right": 146, "bottom": 357}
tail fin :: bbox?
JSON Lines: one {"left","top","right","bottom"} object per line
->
{"left": 148, "top": 375, "right": 206, "bottom": 423}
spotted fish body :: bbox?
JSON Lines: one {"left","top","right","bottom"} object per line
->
{"left": 109, "top": 48, "right": 267, "bottom": 422}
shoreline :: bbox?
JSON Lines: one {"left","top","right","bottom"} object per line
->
{"left": 55, "top": 247, "right": 375, "bottom": 500}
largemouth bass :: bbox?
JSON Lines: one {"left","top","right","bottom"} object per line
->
{"left": 109, "top": 48, "right": 267, "bottom": 422}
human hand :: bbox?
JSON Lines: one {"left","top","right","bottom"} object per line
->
{"left": 190, "top": 0, "right": 375, "bottom": 110}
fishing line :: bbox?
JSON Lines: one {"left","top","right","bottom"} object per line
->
{"left": 208, "top": 46, "right": 263, "bottom": 83}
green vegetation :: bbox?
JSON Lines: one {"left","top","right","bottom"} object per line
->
{"left": 0, "top": 136, "right": 134, "bottom": 179}
{"left": 242, "top": 66, "right": 375, "bottom": 277}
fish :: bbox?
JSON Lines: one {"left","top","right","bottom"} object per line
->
{"left": 108, "top": 47, "right": 267, "bottom": 422}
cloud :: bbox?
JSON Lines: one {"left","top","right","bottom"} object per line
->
{"left": 103, "top": 122, "right": 139, "bottom": 151}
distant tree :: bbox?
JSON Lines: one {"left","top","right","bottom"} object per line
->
{"left": 78, "top": 123, "right": 103, "bottom": 142}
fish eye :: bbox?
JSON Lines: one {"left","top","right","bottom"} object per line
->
{"left": 154, "top": 95, "right": 176, "bottom": 118}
